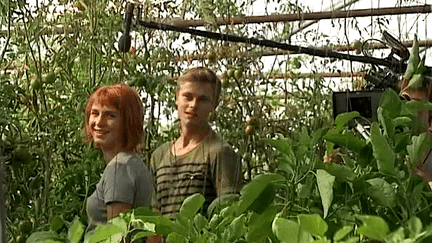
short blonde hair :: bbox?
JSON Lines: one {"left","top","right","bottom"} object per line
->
{"left": 177, "top": 67, "right": 221, "bottom": 108}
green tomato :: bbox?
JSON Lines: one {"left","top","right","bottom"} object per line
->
{"left": 14, "top": 146, "right": 31, "bottom": 164}
{"left": 227, "top": 69, "right": 235, "bottom": 78}
{"left": 18, "top": 221, "right": 32, "bottom": 234}
{"left": 44, "top": 72, "right": 57, "bottom": 84}
{"left": 234, "top": 69, "right": 243, "bottom": 79}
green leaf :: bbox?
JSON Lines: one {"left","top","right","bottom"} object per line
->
{"left": 27, "top": 231, "right": 64, "bottom": 243}
{"left": 316, "top": 169, "right": 335, "bottom": 218}
{"left": 385, "top": 227, "right": 405, "bottom": 243}
{"left": 407, "top": 133, "right": 431, "bottom": 167}
{"left": 87, "top": 224, "right": 124, "bottom": 243}
{"left": 334, "top": 111, "right": 360, "bottom": 128}
{"left": 131, "top": 231, "right": 152, "bottom": 242}
{"left": 393, "top": 116, "right": 412, "bottom": 128}
{"left": 407, "top": 74, "right": 424, "bottom": 89}
{"left": 166, "top": 232, "right": 187, "bottom": 243}
{"left": 179, "top": 193, "right": 205, "bottom": 220}
{"left": 379, "top": 89, "right": 401, "bottom": 119}
{"left": 370, "top": 122, "right": 395, "bottom": 175}
{"left": 237, "top": 173, "right": 284, "bottom": 215}
{"left": 267, "top": 138, "right": 293, "bottom": 157}
{"left": 50, "top": 215, "right": 64, "bottom": 232}
{"left": 320, "top": 163, "right": 355, "bottom": 182}
{"left": 272, "top": 218, "right": 300, "bottom": 243}
{"left": 407, "top": 216, "right": 423, "bottom": 238}
{"left": 193, "top": 213, "right": 208, "bottom": 232}
{"left": 68, "top": 216, "right": 84, "bottom": 243}
{"left": 272, "top": 217, "right": 313, "bottom": 243}
{"left": 356, "top": 215, "right": 389, "bottom": 240}
{"left": 227, "top": 214, "right": 247, "bottom": 241}
{"left": 366, "top": 178, "right": 395, "bottom": 208}
{"left": 323, "top": 131, "right": 366, "bottom": 153}
{"left": 246, "top": 206, "right": 280, "bottom": 243}
{"left": 333, "top": 225, "right": 353, "bottom": 241}
{"left": 377, "top": 107, "right": 395, "bottom": 139}
{"left": 134, "top": 215, "right": 178, "bottom": 236}
{"left": 401, "top": 100, "right": 432, "bottom": 117}
{"left": 298, "top": 214, "right": 328, "bottom": 237}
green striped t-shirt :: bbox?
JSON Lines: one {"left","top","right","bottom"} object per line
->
{"left": 150, "top": 131, "right": 243, "bottom": 218}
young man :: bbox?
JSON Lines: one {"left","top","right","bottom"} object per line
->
{"left": 150, "top": 67, "right": 243, "bottom": 219}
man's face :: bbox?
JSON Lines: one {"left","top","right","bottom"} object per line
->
{"left": 176, "top": 81, "right": 216, "bottom": 128}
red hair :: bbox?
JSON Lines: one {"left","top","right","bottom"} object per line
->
{"left": 84, "top": 84, "right": 144, "bottom": 152}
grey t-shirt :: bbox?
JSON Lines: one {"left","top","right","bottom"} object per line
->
{"left": 86, "top": 152, "right": 152, "bottom": 231}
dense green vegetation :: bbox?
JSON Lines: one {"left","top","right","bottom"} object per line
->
{"left": 1, "top": 0, "right": 431, "bottom": 242}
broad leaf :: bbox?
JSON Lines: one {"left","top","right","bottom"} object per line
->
{"left": 246, "top": 205, "right": 280, "bottom": 243}
{"left": 50, "top": 215, "right": 64, "bottom": 232}
{"left": 324, "top": 131, "right": 366, "bottom": 153}
{"left": 27, "top": 231, "right": 64, "bottom": 243}
{"left": 385, "top": 227, "right": 405, "bottom": 243}
{"left": 407, "top": 216, "right": 423, "bottom": 238}
{"left": 407, "top": 133, "right": 431, "bottom": 167}
{"left": 356, "top": 215, "right": 389, "bottom": 240}
{"left": 401, "top": 100, "right": 432, "bottom": 117}
{"left": 319, "top": 163, "right": 355, "bottom": 182}
{"left": 333, "top": 225, "right": 353, "bottom": 241}
{"left": 393, "top": 116, "right": 412, "bottom": 128}
{"left": 366, "top": 178, "right": 395, "bottom": 208}
{"left": 370, "top": 122, "right": 395, "bottom": 175}
{"left": 378, "top": 107, "right": 395, "bottom": 139}
{"left": 334, "top": 111, "right": 360, "bottom": 128}
{"left": 316, "top": 169, "right": 335, "bottom": 218}
{"left": 267, "top": 138, "right": 292, "bottom": 156}
{"left": 166, "top": 232, "right": 187, "bottom": 243}
{"left": 237, "top": 173, "right": 284, "bottom": 215}
{"left": 68, "top": 216, "right": 84, "bottom": 243}
{"left": 379, "top": 89, "right": 401, "bottom": 118}
{"left": 179, "top": 193, "right": 205, "bottom": 219}
{"left": 193, "top": 213, "right": 208, "bottom": 232}
{"left": 227, "top": 214, "right": 247, "bottom": 241}
{"left": 298, "top": 214, "right": 328, "bottom": 237}
{"left": 272, "top": 218, "right": 300, "bottom": 243}
{"left": 86, "top": 224, "right": 123, "bottom": 243}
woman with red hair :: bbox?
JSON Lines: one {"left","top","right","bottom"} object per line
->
{"left": 84, "top": 84, "right": 151, "bottom": 231}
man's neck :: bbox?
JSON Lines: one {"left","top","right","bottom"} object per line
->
{"left": 173, "top": 125, "right": 211, "bottom": 156}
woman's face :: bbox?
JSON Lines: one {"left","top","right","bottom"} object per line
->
{"left": 88, "top": 102, "right": 123, "bottom": 153}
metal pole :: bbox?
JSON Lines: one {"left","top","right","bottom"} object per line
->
{"left": 137, "top": 19, "right": 406, "bottom": 72}
{"left": 166, "top": 5, "right": 432, "bottom": 28}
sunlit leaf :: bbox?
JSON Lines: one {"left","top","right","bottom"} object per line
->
{"left": 298, "top": 214, "right": 328, "bottom": 237}
{"left": 366, "top": 178, "right": 395, "bottom": 208}
{"left": 324, "top": 131, "right": 366, "bottom": 153}
{"left": 356, "top": 215, "right": 389, "bottom": 240}
{"left": 27, "top": 231, "right": 64, "bottom": 243}
{"left": 407, "top": 133, "right": 431, "bottom": 167}
{"left": 68, "top": 216, "right": 84, "bottom": 243}
{"left": 179, "top": 193, "right": 205, "bottom": 220}
{"left": 316, "top": 169, "right": 335, "bottom": 218}
{"left": 333, "top": 225, "right": 353, "bottom": 241}
{"left": 370, "top": 122, "right": 395, "bottom": 175}
{"left": 237, "top": 173, "right": 284, "bottom": 215}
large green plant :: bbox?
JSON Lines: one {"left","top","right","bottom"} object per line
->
{"left": 26, "top": 89, "right": 432, "bottom": 242}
